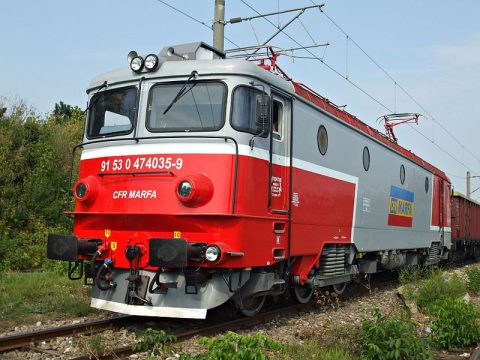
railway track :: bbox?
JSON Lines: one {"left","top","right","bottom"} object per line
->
{"left": 0, "top": 315, "right": 135, "bottom": 353}
{"left": 0, "top": 302, "right": 318, "bottom": 359}
{"left": 5, "top": 269, "right": 475, "bottom": 359}
{"left": 71, "top": 302, "right": 320, "bottom": 360}
{"left": 0, "top": 274, "right": 397, "bottom": 358}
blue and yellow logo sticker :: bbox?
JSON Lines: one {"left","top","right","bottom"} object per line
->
{"left": 388, "top": 186, "right": 414, "bottom": 227}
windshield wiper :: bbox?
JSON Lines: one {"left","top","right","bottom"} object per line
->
{"left": 163, "top": 71, "right": 199, "bottom": 115}
{"left": 85, "top": 81, "right": 108, "bottom": 113}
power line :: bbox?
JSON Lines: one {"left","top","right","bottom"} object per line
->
{"left": 156, "top": 0, "right": 210, "bottom": 29}
{"left": 238, "top": 0, "right": 390, "bottom": 111}
{"left": 155, "top": 0, "right": 478, "bottom": 177}
{"left": 315, "top": 2, "right": 480, "bottom": 166}
{"left": 155, "top": 0, "right": 241, "bottom": 48}
{"left": 239, "top": 0, "right": 478, "bottom": 175}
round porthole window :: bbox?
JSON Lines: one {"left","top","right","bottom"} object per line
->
{"left": 363, "top": 146, "right": 370, "bottom": 171}
{"left": 400, "top": 165, "right": 406, "bottom": 184}
{"left": 425, "top": 177, "right": 429, "bottom": 193}
{"left": 317, "top": 125, "right": 328, "bottom": 155}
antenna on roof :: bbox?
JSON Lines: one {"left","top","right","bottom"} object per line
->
{"left": 377, "top": 113, "right": 422, "bottom": 143}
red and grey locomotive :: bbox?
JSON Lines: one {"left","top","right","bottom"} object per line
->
{"left": 47, "top": 42, "right": 476, "bottom": 318}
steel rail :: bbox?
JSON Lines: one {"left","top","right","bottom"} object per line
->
{"left": 0, "top": 315, "right": 133, "bottom": 353}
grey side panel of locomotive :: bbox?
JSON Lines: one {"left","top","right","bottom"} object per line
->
{"left": 292, "top": 100, "right": 450, "bottom": 252}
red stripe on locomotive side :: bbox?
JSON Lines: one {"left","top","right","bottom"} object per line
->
{"left": 387, "top": 214, "right": 413, "bottom": 227}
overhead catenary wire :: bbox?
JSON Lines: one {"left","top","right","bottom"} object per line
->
{"left": 313, "top": 2, "right": 480, "bottom": 166}
{"left": 154, "top": 0, "right": 479, "bottom": 178}
{"left": 239, "top": 0, "right": 395, "bottom": 112}
{"left": 155, "top": 0, "right": 241, "bottom": 49}
{"left": 239, "top": 0, "right": 478, "bottom": 175}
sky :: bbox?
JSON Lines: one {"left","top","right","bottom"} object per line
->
{"left": 1, "top": 0, "right": 479, "bottom": 196}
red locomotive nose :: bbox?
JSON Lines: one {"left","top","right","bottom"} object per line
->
{"left": 73, "top": 176, "right": 99, "bottom": 204}
{"left": 175, "top": 173, "right": 214, "bottom": 207}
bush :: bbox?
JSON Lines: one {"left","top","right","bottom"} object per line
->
{"left": 356, "top": 309, "right": 433, "bottom": 360}
{"left": 465, "top": 266, "right": 480, "bottom": 294}
{"left": 133, "top": 328, "right": 176, "bottom": 359}
{"left": 180, "top": 332, "right": 281, "bottom": 360}
{"left": 429, "top": 298, "right": 480, "bottom": 350}
{"left": 0, "top": 99, "right": 83, "bottom": 272}
{"left": 414, "top": 271, "right": 466, "bottom": 314}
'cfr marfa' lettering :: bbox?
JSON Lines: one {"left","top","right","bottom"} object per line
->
{"left": 113, "top": 190, "right": 157, "bottom": 199}
{"left": 389, "top": 198, "right": 413, "bottom": 217}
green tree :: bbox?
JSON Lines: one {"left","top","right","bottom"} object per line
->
{"left": 0, "top": 99, "right": 84, "bottom": 271}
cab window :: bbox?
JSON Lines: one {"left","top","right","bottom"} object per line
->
{"left": 87, "top": 87, "right": 137, "bottom": 138}
{"left": 272, "top": 99, "right": 283, "bottom": 141}
{"left": 231, "top": 85, "right": 269, "bottom": 136}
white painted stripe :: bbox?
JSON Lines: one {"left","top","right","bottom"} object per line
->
{"left": 292, "top": 158, "right": 358, "bottom": 185}
{"left": 351, "top": 181, "right": 359, "bottom": 243}
{"left": 430, "top": 226, "right": 452, "bottom": 233}
{"left": 91, "top": 298, "right": 207, "bottom": 319}
{"left": 81, "top": 143, "right": 238, "bottom": 160}
{"left": 81, "top": 143, "right": 358, "bottom": 184}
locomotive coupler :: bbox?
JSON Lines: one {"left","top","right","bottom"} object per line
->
{"left": 125, "top": 245, "right": 152, "bottom": 305}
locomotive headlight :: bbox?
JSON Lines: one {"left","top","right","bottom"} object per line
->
{"left": 73, "top": 176, "right": 99, "bottom": 204}
{"left": 205, "top": 245, "right": 221, "bottom": 263}
{"left": 175, "top": 174, "right": 214, "bottom": 207}
{"left": 177, "top": 181, "right": 193, "bottom": 198}
{"left": 75, "top": 183, "right": 88, "bottom": 199}
{"left": 130, "top": 56, "right": 144, "bottom": 73}
{"left": 144, "top": 54, "right": 159, "bottom": 71}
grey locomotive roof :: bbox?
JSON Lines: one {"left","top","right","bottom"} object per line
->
{"left": 87, "top": 57, "right": 295, "bottom": 95}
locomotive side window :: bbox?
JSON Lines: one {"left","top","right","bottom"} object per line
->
{"left": 147, "top": 82, "right": 226, "bottom": 132}
{"left": 317, "top": 125, "right": 328, "bottom": 155}
{"left": 272, "top": 99, "right": 283, "bottom": 141}
{"left": 87, "top": 87, "right": 137, "bottom": 138}
{"left": 363, "top": 146, "right": 370, "bottom": 171}
{"left": 231, "top": 86, "right": 270, "bottom": 136}
{"left": 400, "top": 164, "right": 406, "bottom": 184}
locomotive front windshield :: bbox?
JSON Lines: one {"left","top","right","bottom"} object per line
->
{"left": 147, "top": 82, "right": 226, "bottom": 132}
{"left": 87, "top": 87, "right": 137, "bottom": 138}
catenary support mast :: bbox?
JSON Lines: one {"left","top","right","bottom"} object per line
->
{"left": 213, "top": 0, "right": 225, "bottom": 52}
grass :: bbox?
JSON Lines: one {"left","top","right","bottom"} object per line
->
{"left": 466, "top": 265, "right": 480, "bottom": 294}
{"left": 414, "top": 271, "right": 466, "bottom": 314}
{"left": 0, "top": 271, "right": 97, "bottom": 329}
{"left": 399, "top": 268, "right": 467, "bottom": 315}
{"left": 280, "top": 340, "right": 355, "bottom": 360}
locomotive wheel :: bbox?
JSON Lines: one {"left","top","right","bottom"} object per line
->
{"left": 238, "top": 295, "right": 266, "bottom": 317}
{"left": 293, "top": 286, "right": 314, "bottom": 304}
{"left": 332, "top": 282, "right": 347, "bottom": 295}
